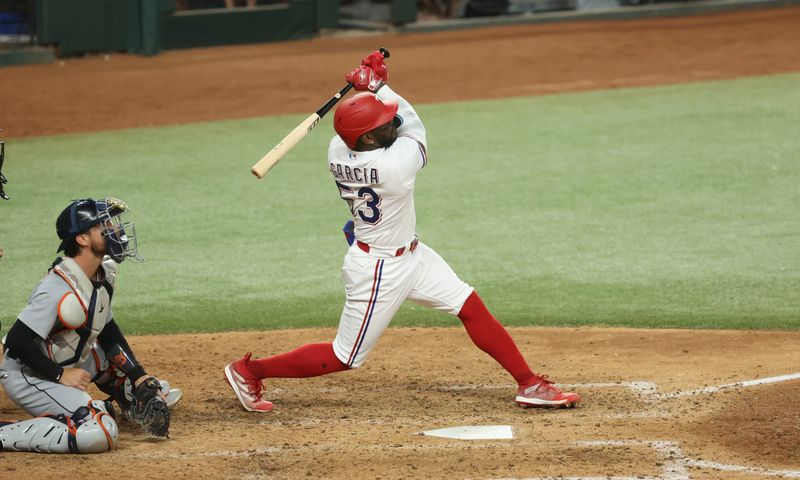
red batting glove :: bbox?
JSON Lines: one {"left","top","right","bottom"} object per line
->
{"left": 346, "top": 65, "right": 384, "bottom": 93}
{"left": 361, "top": 50, "right": 388, "bottom": 82}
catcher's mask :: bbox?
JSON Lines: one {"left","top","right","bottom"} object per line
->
{"left": 56, "top": 197, "right": 142, "bottom": 263}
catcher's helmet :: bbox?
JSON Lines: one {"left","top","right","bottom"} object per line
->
{"left": 334, "top": 92, "right": 399, "bottom": 149}
{"left": 56, "top": 197, "right": 141, "bottom": 263}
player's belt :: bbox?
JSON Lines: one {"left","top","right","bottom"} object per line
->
{"left": 357, "top": 237, "right": 419, "bottom": 257}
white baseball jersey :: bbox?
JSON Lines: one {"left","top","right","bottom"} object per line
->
{"left": 328, "top": 87, "right": 473, "bottom": 368}
{"left": 328, "top": 85, "right": 428, "bottom": 249}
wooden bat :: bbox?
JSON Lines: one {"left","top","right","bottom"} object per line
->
{"left": 251, "top": 48, "right": 390, "bottom": 179}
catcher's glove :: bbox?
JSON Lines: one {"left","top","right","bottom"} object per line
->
{"left": 130, "top": 376, "right": 170, "bottom": 438}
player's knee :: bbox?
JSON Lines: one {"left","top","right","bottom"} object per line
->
{"left": 75, "top": 405, "right": 118, "bottom": 453}
{"left": 0, "top": 401, "right": 118, "bottom": 454}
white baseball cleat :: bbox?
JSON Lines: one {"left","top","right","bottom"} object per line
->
{"left": 158, "top": 380, "right": 183, "bottom": 408}
{"left": 224, "top": 352, "right": 274, "bottom": 413}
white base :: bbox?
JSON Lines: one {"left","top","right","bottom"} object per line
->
{"left": 419, "top": 425, "right": 514, "bottom": 440}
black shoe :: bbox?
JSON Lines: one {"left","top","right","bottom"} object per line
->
{"left": 103, "top": 398, "right": 118, "bottom": 420}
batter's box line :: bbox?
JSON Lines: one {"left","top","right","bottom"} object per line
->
{"left": 436, "top": 372, "right": 800, "bottom": 401}
{"left": 432, "top": 382, "right": 658, "bottom": 394}
{"left": 647, "top": 372, "right": 800, "bottom": 400}
{"left": 495, "top": 440, "right": 800, "bottom": 480}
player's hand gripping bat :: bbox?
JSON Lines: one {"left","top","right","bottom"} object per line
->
{"left": 251, "top": 48, "right": 390, "bottom": 179}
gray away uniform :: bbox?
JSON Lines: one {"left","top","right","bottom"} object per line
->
{"left": 0, "top": 256, "right": 119, "bottom": 453}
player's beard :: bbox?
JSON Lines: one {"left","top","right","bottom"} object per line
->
{"left": 90, "top": 236, "right": 106, "bottom": 258}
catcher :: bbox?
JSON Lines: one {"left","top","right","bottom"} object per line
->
{"left": 0, "top": 197, "right": 180, "bottom": 453}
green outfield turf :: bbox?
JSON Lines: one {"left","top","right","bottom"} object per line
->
{"left": 1, "top": 73, "right": 798, "bottom": 335}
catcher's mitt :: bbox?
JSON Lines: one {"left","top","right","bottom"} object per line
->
{"left": 130, "top": 376, "right": 170, "bottom": 438}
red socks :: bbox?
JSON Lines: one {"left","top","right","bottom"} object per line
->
{"left": 246, "top": 342, "right": 349, "bottom": 379}
{"left": 458, "top": 291, "right": 538, "bottom": 388}
{"left": 244, "top": 292, "right": 535, "bottom": 387}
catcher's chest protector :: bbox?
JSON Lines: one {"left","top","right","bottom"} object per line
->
{"left": 46, "top": 257, "right": 116, "bottom": 367}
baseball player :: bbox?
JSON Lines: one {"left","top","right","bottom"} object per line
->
{"left": 225, "top": 52, "right": 581, "bottom": 412}
{"left": 0, "top": 197, "right": 180, "bottom": 453}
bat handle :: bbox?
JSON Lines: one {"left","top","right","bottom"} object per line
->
{"left": 314, "top": 48, "right": 389, "bottom": 118}
{"left": 317, "top": 84, "right": 353, "bottom": 118}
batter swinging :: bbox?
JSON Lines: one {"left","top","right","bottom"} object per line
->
{"left": 225, "top": 51, "right": 581, "bottom": 412}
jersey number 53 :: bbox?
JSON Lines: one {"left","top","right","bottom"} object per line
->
{"left": 335, "top": 181, "right": 382, "bottom": 225}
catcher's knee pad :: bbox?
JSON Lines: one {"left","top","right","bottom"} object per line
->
{"left": 0, "top": 401, "right": 118, "bottom": 454}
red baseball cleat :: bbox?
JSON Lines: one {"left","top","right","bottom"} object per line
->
{"left": 224, "top": 353, "right": 274, "bottom": 413}
{"left": 515, "top": 375, "right": 581, "bottom": 408}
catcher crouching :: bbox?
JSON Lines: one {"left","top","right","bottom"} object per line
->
{"left": 0, "top": 197, "right": 180, "bottom": 453}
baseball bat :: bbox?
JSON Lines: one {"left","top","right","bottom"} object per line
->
{"left": 251, "top": 47, "right": 390, "bottom": 179}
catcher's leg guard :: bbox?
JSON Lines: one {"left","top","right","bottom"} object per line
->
{"left": 0, "top": 402, "right": 118, "bottom": 454}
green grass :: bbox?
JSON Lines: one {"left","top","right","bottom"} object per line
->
{"left": 1, "top": 73, "right": 798, "bottom": 334}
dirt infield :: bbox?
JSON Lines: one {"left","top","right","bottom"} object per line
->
{"left": 1, "top": 5, "right": 800, "bottom": 479}
{"left": 2, "top": 329, "right": 799, "bottom": 478}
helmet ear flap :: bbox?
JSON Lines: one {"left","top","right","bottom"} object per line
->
{"left": 57, "top": 198, "right": 99, "bottom": 253}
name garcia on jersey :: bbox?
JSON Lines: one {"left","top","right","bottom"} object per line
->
{"left": 330, "top": 163, "right": 380, "bottom": 184}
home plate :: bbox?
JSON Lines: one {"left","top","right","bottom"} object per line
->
{"left": 419, "top": 425, "right": 514, "bottom": 440}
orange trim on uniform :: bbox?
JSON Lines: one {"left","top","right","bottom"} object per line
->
{"left": 66, "top": 416, "right": 78, "bottom": 436}
{"left": 91, "top": 349, "right": 101, "bottom": 373}
{"left": 56, "top": 292, "right": 88, "bottom": 330}
{"left": 94, "top": 412, "right": 115, "bottom": 450}
{"left": 52, "top": 269, "right": 89, "bottom": 311}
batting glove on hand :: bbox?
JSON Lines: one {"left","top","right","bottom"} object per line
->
{"left": 346, "top": 66, "right": 384, "bottom": 93}
{"left": 361, "top": 50, "right": 388, "bottom": 82}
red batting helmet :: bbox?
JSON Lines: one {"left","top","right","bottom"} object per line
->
{"left": 334, "top": 92, "right": 399, "bottom": 149}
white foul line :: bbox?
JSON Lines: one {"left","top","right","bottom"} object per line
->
{"left": 684, "top": 459, "right": 800, "bottom": 478}
{"left": 652, "top": 372, "right": 800, "bottom": 399}
{"left": 437, "top": 372, "right": 800, "bottom": 401}
{"left": 498, "top": 440, "right": 800, "bottom": 480}
{"left": 434, "top": 382, "right": 657, "bottom": 394}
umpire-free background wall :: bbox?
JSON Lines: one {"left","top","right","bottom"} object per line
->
{"left": 34, "top": 0, "right": 343, "bottom": 56}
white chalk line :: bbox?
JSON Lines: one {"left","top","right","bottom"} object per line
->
{"left": 123, "top": 446, "right": 282, "bottom": 459}
{"left": 124, "top": 438, "right": 800, "bottom": 478}
{"left": 433, "top": 381, "right": 657, "bottom": 394}
{"left": 652, "top": 372, "right": 800, "bottom": 399}
{"left": 435, "top": 372, "right": 800, "bottom": 401}
{"left": 122, "top": 441, "right": 509, "bottom": 460}
{"left": 498, "top": 440, "right": 800, "bottom": 480}
{"left": 684, "top": 459, "right": 800, "bottom": 478}
{"left": 125, "top": 374, "right": 800, "bottom": 475}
